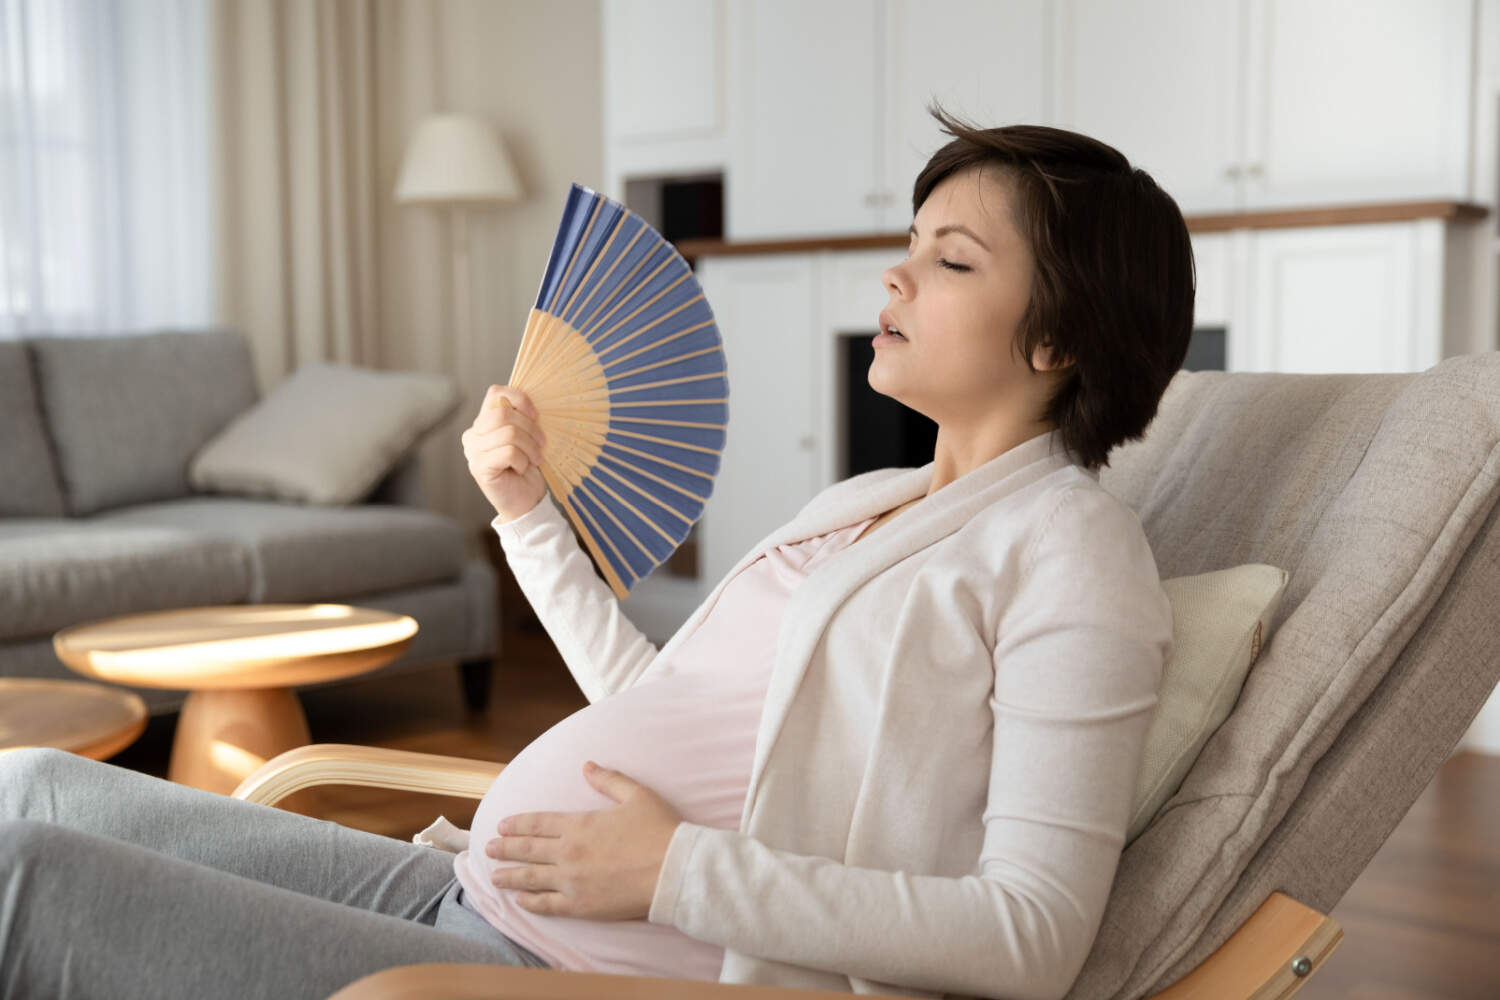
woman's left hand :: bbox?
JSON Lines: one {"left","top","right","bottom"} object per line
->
{"left": 486, "top": 760, "right": 683, "bottom": 921}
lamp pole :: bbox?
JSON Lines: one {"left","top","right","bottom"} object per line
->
{"left": 450, "top": 207, "right": 473, "bottom": 402}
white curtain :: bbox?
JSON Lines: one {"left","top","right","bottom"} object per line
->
{"left": 0, "top": 0, "right": 213, "bottom": 337}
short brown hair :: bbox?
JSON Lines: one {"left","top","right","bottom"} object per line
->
{"left": 912, "top": 102, "right": 1195, "bottom": 470}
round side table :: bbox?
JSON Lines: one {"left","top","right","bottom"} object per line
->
{"left": 54, "top": 604, "right": 416, "bottom": 814}
{"left": 0, "top": 678, "right": 148, "bottom": 760}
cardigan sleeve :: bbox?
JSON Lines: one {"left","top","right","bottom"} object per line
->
{"left": 647, "top": 486, "right": 1173, "bottom": 1000}
{"left": 492, "top": 492, "right": 660, "bottom": 704}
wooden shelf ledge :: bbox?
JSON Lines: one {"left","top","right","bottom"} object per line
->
{"left": 674, "top": 200, "right": 1490, "bottom": 259}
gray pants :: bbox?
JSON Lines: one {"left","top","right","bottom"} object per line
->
{"left": 0, "top": 747, "right": 551, "bottom": 999}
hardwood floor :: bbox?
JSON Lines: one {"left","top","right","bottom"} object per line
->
{"left": 106, "top": 626, "right": 1500, "bottom": 998}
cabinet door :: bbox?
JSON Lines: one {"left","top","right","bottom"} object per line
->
{"left": 726, "top": 0, "right": 881, "bottom": 239}
{"left": 1241, "top": 222, "right": 1443, "bottom": 373}
{"left": 605, "top": 0, "right": 724, "bottom": 142}
{"left": 1243, "top": 0, "right": 1473, "bottom": 209}
{"left": 881, "top": 0, "right": 1052, "bottom": 227}
{"left": 1056, "top": 0, "right": 1242, "bottom": 215}
{"left": 694, "top": 255, "right": 821, "bottom": 587}
{"left": 816, "top": 248, "right": 904, "bottom": 487}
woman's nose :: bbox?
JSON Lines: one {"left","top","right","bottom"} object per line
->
{"left": 882, "top": 262, "right": 909, "bottom": 299}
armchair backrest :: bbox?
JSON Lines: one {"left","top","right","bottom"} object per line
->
{"left": 1070, "top": 353, "right": 1500, "bottom": 999}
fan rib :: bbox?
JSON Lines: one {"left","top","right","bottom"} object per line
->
{"left": 575, "top": 250, "right": 675, "bottom": 346}
{"left": 598, "top": 453, "right": 709, "bottom": 504}
{"left": 613, "top": 396, "right": 727, "bottom": 406}
{"left": 558, "top": 490, "right": 631, "bottom": 600}
{"left": 611, "top": 427, "right": 721, "bottom": 456}
{"left": 514, "top": 309, "right": 563, "bottom": 388}
{"left": 609, "top": 343, "right": 721, "bottom": 384}
{"left": 527, "top": 319, "right": 597, "bottom": 391}
{"left": 600, "top": 317, "right": 713, "bottom": 372}
{"left": 569, "top": 487, "right": 652, "bottom": 583}
{"left": 595, "top": 294, "right": 703, "bottom": 365}
{"left": 589, "top": 269, "right": 691, "bottom": 346}
{"left": 561, "top": 219, "right": 646, "bottom": 328}
{"left": 564, "top": 220, "right": 654, "bottom": 332}
{"left": 508, "top": 307, "right": 547, "bottom": 388}
{"left": 609, "top": 415, "right": 725, "bottom": 431}
{"left": 587, "top": 472, "right": 689, "bottom": 541}
{"left": 605, "top": 440, "right": 716, "bottom": 483}
{"left": 611, "top": 370, "right": 727, "bottom": 395}
{"left": 555, "top": 211, "right": 627, "bottom": 323}
{"left": 550, "top": 197, "right": 605, "bottom": 315}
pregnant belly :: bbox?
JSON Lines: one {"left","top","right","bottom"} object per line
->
{"left": 460, "top": 666, "right": 766, "bottom": 979}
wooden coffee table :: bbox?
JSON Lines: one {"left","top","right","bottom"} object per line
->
{"left": 0, "top": 678, "right": 148, "bottom": 760}
{"left": 53, "top": 604, "right": 417, "bottom": 813}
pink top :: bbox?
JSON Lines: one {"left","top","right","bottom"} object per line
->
{"left": 452, "top": 512, "right": 881, "bottom": 980}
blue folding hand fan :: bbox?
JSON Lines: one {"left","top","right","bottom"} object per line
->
{"left": 504, "top": 183, "right": 728, "bottom": 599}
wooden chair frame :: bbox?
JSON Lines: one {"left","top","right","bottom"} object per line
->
{"left": 233, "top": 744, "right": 1342, "bottom": 1000}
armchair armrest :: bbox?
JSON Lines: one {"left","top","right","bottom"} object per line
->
{"left": 242, "top": 746, "right": 1340, "bottom": 1000}
{"left": 325, "top": 892, "right": 1340, "bottom": 1000}
{"left": 328, "top": 965, "right": 908, "bottom": 999}
{"left": 231, "top": 744, "right": 505, "bottom": 807}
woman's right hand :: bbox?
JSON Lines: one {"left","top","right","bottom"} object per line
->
{"left": 462, "top": 384, "right": 548, "bottom": 523}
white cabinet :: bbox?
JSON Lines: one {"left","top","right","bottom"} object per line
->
{"left": 1058, "top": 0, "right": 1243, "bottom": 214}
{"left": 608, "top": 0, "right": 1480, "bottom": 229}
{"left": 1244, "top": 0, "right": 1473, "bottom": 209}
{"left": 880, "top": 0, "right": 1054, "bottom": 222}
{"left": 726, "top": 0, "right": 879, "bottom": 239}
{"left": 727, "top": 0, "right": 1052, "bottom": 239}
{"left": 1240, "top": 222, "right": 1445, "bottom": 373}
{"left": 1189, "top": 232, "right": 1234, "bottom": 329}
{"left": 693, "top": 254, "right": 822, "bottom": 588}
{"left": 1058, "top": 0, "right": 1475, "bottom": 215}
{"left": 602, "top": 0, "right": 729, "bottom": 197}
{"left": 1190, "top": 222, "right": 1449, "bottom": 374}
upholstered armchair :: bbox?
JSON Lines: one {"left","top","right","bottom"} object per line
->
{"left": 235, "top": 352, "right": 1500, "bottom": 999}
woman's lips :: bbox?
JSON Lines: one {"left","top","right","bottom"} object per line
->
{"left": 873, "top": 330, "right": 907, "bottom": 347}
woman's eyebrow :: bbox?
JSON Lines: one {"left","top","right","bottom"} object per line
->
{"left": 907, "top": 222, "right": 992, "bottom": 252}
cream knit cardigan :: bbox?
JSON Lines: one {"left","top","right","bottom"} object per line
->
{"left": 490, "top": 428, "right": 1173, "bottom": 1000}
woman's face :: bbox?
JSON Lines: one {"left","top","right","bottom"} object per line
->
{"left": 872, "top": 164, "right": 1061, "bottom": 427}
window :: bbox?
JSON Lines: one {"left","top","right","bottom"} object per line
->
{"left": 0, "top": 0, "right": 212, "bottom": 336}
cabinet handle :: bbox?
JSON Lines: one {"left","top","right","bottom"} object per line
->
{"left": 1246, "top": 163, "right": 1264, "bottom": 177}
{"left": 798, "top": 434, "right": 816, "bottom": 451}
{"left": 1224, "top": 165, "right": 1243, "bottom": 179}
{"left": 863, "top": 192, "right": 879, "bottom": 207}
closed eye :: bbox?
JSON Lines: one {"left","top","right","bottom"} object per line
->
{"left": 938, "top": 258, "right": 970, "bottom": 272}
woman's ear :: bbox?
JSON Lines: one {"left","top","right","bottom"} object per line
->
{"left": 1033, "top": 341, "right": 1074, "bottom": 373}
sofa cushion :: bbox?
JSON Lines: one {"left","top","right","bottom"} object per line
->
{"left": 95, "top": 497, "right": 466, "bottom": 602}
{"left": 0, "top": 340, "right": 67, "bottom": 517}
{"left": 188, "top": 362, "right": 460, "bottom": 505}
{"left": 30, "top": 329, "right": 259, "bottom": 515}
{"left": 0, "top": 520, "right": 252, "bottom": 642}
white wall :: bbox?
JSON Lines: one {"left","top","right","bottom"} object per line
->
{"left": 376, "top": 0, "right": 605, "bottom": 557}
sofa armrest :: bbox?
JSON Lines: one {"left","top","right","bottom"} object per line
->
{"left": 365, "top": 452, "right": 425, "bottom": 507}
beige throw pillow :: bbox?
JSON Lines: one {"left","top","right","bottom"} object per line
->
{"left": 188, "top": 362, "right": 459, "bottom": 505}
{"left": 1126, "top": 563, "right": 1289, "bottom": 845}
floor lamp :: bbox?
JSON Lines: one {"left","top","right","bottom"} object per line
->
{"left": 394, "top": 113, "right": 522, "bottom": 405}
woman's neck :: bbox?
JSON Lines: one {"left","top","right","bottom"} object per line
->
{"left": 923, "top": 419, "right": 1057, "bottom": 499}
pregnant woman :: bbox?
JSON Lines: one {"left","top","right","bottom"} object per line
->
{"left": 0, "top": 104, "right": 1193, "bottom": 1000}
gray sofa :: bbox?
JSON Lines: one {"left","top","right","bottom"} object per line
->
{"left": 0, "top": 329, "right": 498, "bottom": 717}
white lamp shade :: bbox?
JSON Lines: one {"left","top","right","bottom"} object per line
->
{"left": 395, "top": 113, "right": 522, "bottom": 206}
